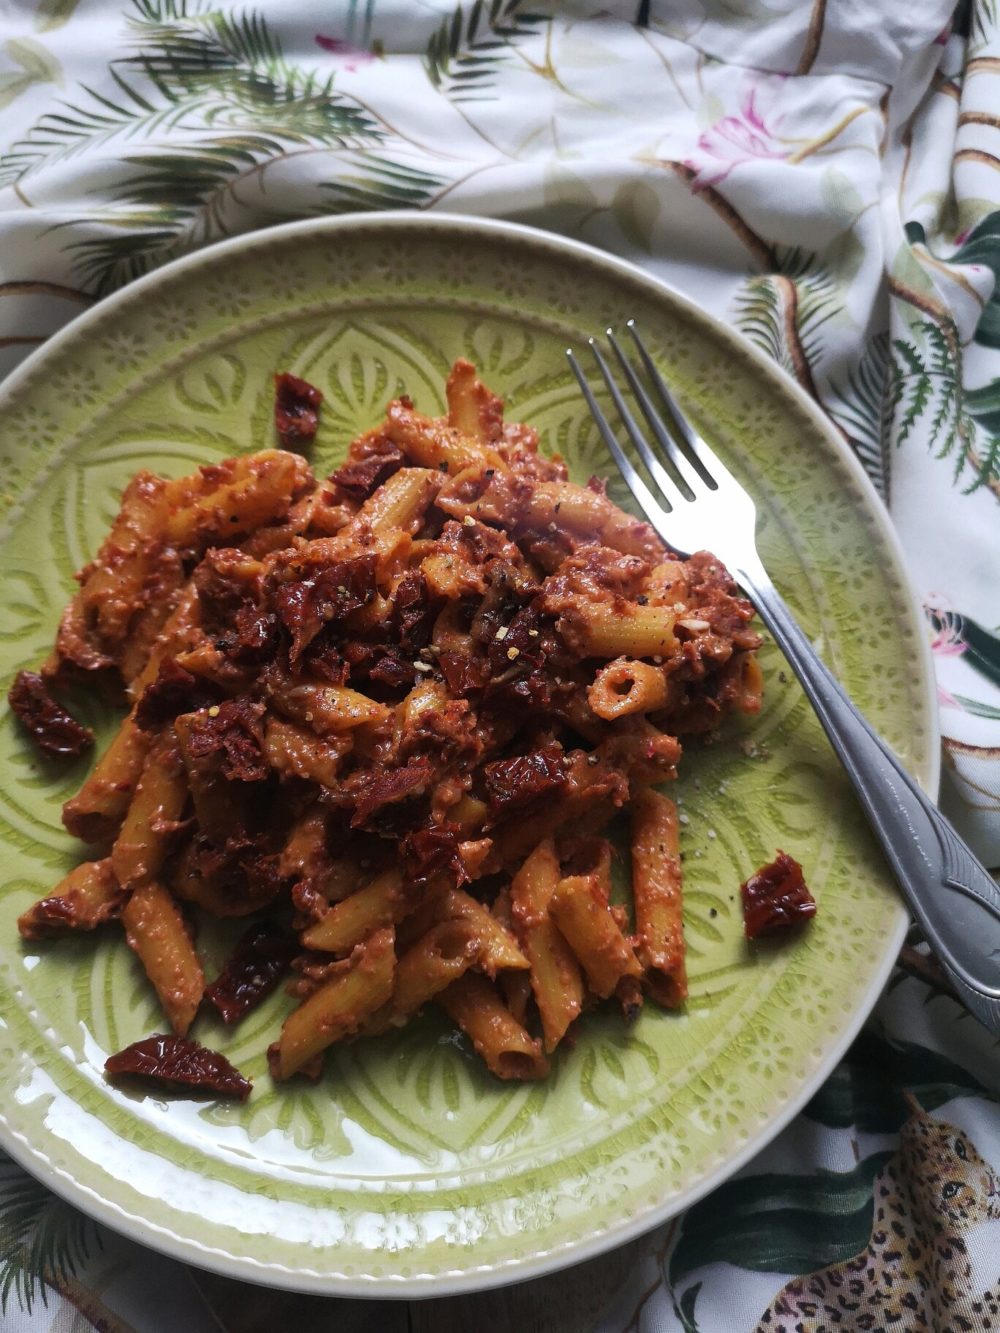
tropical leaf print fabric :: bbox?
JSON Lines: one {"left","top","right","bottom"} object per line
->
{"left": 0, "top": 0, "right": 998, "bottom": 1329}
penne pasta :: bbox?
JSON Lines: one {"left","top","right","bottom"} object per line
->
{"left": 438, "top": 973, "right": 548, "bottom": 1081}
{"left": 509, "top": 839, "right": 584, "bottom": 1052}
{"left": 345, "top": 466, "right": 441, "bottom": 536}
{"left": 588, "top": 657, "right": 672, "bottom": 720}
{"left": 630, "top": 786, "right": 687, "bottom": 1008}
{"left": 269, "top": 681, "right": 389, "bottom": 734}
{"left": 525, "top": 481, "right": 662, "bottom": 561}
{"left": 549, "top": 873, "right": 642, "bottom": 1000}
{"left": 18, "top": 858, "right": 125, "bottom": 940}
{"left": 272, "top": 927, "right": 396, "bottom": 1079}
{"left": 386, "top": 401, "right": 506, "bottom": 475}
{"left": 163, "top": 450, "right": 311, "bottom": 546}
{"left": 440, "top": 888, "right": 530, "bottom": 976}
{"left": 576, "top": 602, "right": 677, "bottom": 658}
{"left": 263, "top": 716, "right": 352, "bottom": 788}
{"left": 78, "top": 472, "right": 171, "bottom": 645}
{"left": 173, "top": 708, "right": 252, "bottom": 844}
{"left": 445, "top": 358, "right": 504, "bottom": 444}
{"left": 121, "top": 879, "right": 204, "bottom": 1037}
{"left": 389, "top": 918, "right": 481, "bottom": 1021}
{"left": 278, "top": 806, "right": 331, "bottom": 884}
{"left": 300, "top": 868, "right": 408, "bottom": 955}
{"left": 111, "top": 732, "right": 188, "bottom": 888}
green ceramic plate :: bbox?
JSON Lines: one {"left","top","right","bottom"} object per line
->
{"left": 0, "top": 214, "right": 935, "bottom": 1295}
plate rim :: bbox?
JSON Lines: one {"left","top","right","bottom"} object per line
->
{"left": 0, "top": 210, "right": 938, "bottom": 1298}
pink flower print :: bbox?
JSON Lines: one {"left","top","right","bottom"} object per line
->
{"left": 936, "top": 681, "right": 963, "bottom": 711}
{"left": 925, "top": 598, "right": 967, "bottom": 711}
{"left": 926, "top": 604, "right": 967, "bottom": 659}
{"left": 314, "top": 35, "right": 375, "bottom": 72}
{"left": 683, "top": 81, "right": 789, "bottom": 192}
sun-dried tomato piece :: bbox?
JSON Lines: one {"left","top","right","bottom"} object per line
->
{"left": 741, "top": 851, "right": 816, "bottom": 939}
{"left": 301, "top": 632, "right": 349, "bottom": 684}
{"left": 8, "top": 670, "right": 93, "bottom": 759}
{"left": 483, "top": 741, "right": 566, "bottom": 815}
{"left": 272, "top": 555, "right": 377, "bottom": 661}
{"left": 340, "top": 641, "right": 416, "bottom": 690}
{"left": 183, "top": 697, "right": 268, "bottom": 782}
{"left": 275, "top": 372, "right": 322, "bottom": 451}
{"left": 205, "top": 922, "right": 298, "bottom": 1023}
{"left": 177, "top": 834, "right": 288, "bottom": 916}
{"left": 193, "top": 555, "right": 254, "bottom": 633}
{"left": 401, "top": 821, "right": 467, "bottom": 890}
{"left": 218, "top": 606, "right": 283, "bottom": 666}
{"left": 394, "top": 571, "right": 436, "bottom": 650}
{"left": 328, "top": 436, "right": 404, "bottom": 499}
{"left": 471, "top": 561, "right": 539, "bottom": 650}
{"left": 483, "top": 669, "right": 554, "bottom": 715}
{"left": 438, "top": 651, "right": 489, "bottom": 696}
{"left": 105, "top": 1033, "right": 252, "bottom": 1101}
{"left": 368, "top": 651, "right": 418, "bottom": 690}
{"left": 135, "top": 658, "right": 219, "bottom": 730}
{"left": 350, "top": 756, "right": 433, "bottom": 828}
{"left": 482, "top": 603, "right": 548, "bottom": 679}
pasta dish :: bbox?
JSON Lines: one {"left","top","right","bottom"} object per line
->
{"left": 11, "top": 360, "right": 763, "bottom": 1089}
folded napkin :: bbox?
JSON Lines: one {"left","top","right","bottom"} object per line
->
{"left": 0, "top": 2, "right": 997, "bottom": 1329}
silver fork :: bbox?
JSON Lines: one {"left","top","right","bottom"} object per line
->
{"left": 568, "top": 321, "right": 1000, "bottom": 1033}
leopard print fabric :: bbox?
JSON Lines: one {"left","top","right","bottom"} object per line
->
{"left": 757, "top": 1096, "right": 1000, "bottom": 1333}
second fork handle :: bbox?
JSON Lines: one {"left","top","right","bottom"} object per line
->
{"left": 737, "top": 560, "right": 1000, "bottom": 1034}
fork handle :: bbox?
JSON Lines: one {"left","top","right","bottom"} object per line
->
{"left": 738, "top": 561, "right": 1000, "bottom": 1030}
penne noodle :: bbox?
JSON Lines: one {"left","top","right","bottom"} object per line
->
{"left": 448, "top": 793, "right": 489, "bottom": 835}
{"left": 173, "top": 709, "right": 252, "bottom": 844}
{"left": 18, "top": 858, "right": 125, "bottom": 940}
{"left": 64, "top": 584, "right": 204, "bottom": 844}
{"left": 630, "top": 786, "right": 687, "bottom": 1008}
{"left": 264, "top": 716, "right": 351, "bottom": 788}
{"left": 300, "top": 868, "right": 407, "bottom": 955}
{"left": 487, "top": 753, "right": 624, "bottom": 870}
{"left": 509, "top": 839, "right": 584, "bottom": 1052}
{"left": 278, "top": 806, "right": 330, "bottom": 883}
{"left": 430, "top": 603, "right": 475, "bottom": 656}
{"left": 116, "top": 555, "right": 187, "bottom": 685}
{"left": 163, "top": 450, "right": 311, "bottom": 547}
{"left": 445, "top": 358, "right": 504, "bottom": 444}
{"left": 127, "top": 580, "right": 201, "bottom": 699}
{"left": 390, "top": 918, "right": 481, "bottom": 1021}
{"left": 734, "top": 651, "right": 764, "bottom": 713}
{"left": 272, "top": 927, "right": 396, "bottom": 1079}
{"left": 345, "top": 466, "right": 441, "bottom": 536}
{"left": 440, "top": 888, "right": 529, "bottom": 975}
{"left": 525, "top": 481, "right": 662, "bottom": 560}
{"left": 269, "top": 681, "right": 389, "bottom": 734}
{"left": 438, "top": 973, "right": 548, "bottom": 1081}
{"left": 121, "top": 879, "right": 204, "bottom": 1037}
{"left": 78, "top": 472, "right": 171, "bottom": 645}
{"left": 588, "top": 657, "right": 671, "bottom": 720}
{"left": 549, "top": 873, "right": 642, "bottom": 1000}
{"left": 575, "top": 602, "right": 677, "bottom": 658}
{"left": 492, "top": 886, "right": 534, "bottom": 1025}
{"left": 386, "top": 402, "right": 506, "bottom": 475}
{"left": 62, "top": 714, "right": 151, "bottom": 844}
{"left": 111, "top": 733, "right": 188, "bottom": 889}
